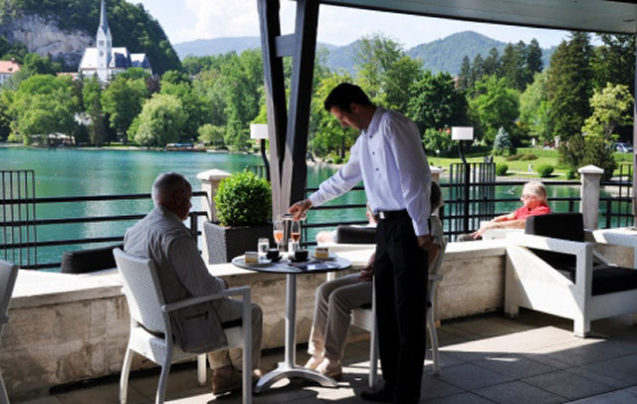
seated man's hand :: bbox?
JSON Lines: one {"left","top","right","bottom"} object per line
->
{"left": 359, "top": 253, "right": 375, "bottom": 281}
{"left": 359, "top": 264, "right": 373, "bottom": 281}
{"left": 289, "top": 199, "right": 312, "bottom": 220}
{"left": 418, "top": 235, "right": 434, "bottom": 251}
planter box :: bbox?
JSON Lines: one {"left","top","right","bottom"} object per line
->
{"left": 204, "top": 222, "right": 274, "bottom": 264}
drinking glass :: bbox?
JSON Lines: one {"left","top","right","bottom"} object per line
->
{"left": 290, "top": 219, "right": 301, "bottom": 244}
{"left": 258, "top": 238, "right": 269, "bottom": 257}
{"left": 273, "top": 215, "right": 284, "bottom": 251}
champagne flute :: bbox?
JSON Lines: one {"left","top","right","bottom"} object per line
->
{"left": 290, "top": 219, "right": 301, "bottom": 244}
{"left": 273, "top": 215, "right": 284, "bottom": 252}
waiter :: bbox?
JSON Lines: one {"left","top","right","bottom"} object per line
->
{"left": 289, "top": 83, "right": 433, "bottom": 404}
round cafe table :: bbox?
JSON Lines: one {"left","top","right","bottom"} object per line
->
{"left": 232, "top": 254, "right": 351, "bottom": 393}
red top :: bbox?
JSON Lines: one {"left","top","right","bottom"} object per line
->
{"left": 512, "top": 203, "right": 551, "bottom": 220}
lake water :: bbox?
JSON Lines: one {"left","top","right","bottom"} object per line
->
{"left": 1, "top": 146, "right": 592, "bottom": 268}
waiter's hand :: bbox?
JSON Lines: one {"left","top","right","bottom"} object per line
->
{"left": 289, "top": 198, "right": 312, "bottom": 220}
{"left": 417, "top": 235, "right": 435, "bottom": 251}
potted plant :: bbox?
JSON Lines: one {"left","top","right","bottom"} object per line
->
{"left": 204, "top": 171, "right": 273, "bottom": 263}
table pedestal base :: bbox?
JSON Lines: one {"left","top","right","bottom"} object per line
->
{"left": 254, "top": 362, "right": 338, "bottom": 393}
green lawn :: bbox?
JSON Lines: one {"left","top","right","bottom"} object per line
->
{"left": 428, "top": 147, "right": 631, "bottom": 180}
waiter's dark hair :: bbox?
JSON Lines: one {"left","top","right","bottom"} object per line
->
{"left": 324, "top": 83, "right": 373, "bottom": 112}
{"left": 430, "top": 181, "right": 443, "bottom": 211}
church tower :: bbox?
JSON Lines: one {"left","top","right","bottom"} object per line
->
{"left": 96, "top": 0, "right": 112, "bottom": 82}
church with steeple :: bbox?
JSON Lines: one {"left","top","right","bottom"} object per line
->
{"left": 78, "top": 0, "right": 152, "bottom": 82}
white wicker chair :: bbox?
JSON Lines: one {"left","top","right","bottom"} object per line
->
{"left": 113, "top": 248, "right": 252, "bottom": 404}
{"left": 0, "top": 260, "right": 18, "bottom": 404}
{"left": 351, "top": 241, "right": 447, "bottom": 388}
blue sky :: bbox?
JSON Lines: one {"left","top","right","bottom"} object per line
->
{"left": 128, "top": 0, "right": 572, "bottom": 48}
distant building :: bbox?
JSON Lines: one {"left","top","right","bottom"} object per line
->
{"left": 0, "top": 59, "right": 21, "bottom": 85}
{"left": 78, "top": 0, "right": 151, "bottom": 83}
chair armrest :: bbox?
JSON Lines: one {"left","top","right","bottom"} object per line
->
{"left": 508, "top": 233, "right": 591, "bottom": 256}
{"left": 429, "top": 274, "right": 443, "bottom": 282}
{"left": 161, "top": 286, "right": 251, "bottom": 313}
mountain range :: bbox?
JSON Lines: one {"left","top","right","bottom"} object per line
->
{"left": 174, "top": 31, "right": 556, "bottom": 75}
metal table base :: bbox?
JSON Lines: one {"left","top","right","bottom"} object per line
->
{"left": 254, "top": 274, "right": 339, "bottom": 393}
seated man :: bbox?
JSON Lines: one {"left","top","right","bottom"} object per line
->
{"left": 305, "top": 182, "right": 445, "bottom": 378}
{"left": 458, "top": 180, "right": 551, "bottom": 241}
{"left": 124, "top": 172, "right": 262, "bottom": 395}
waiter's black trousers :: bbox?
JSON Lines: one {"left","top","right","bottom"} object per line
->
{"left": 374, "top": 215, "right": 428, "bottom": 404}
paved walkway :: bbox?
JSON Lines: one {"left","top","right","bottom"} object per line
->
{"left": 18, "top": 310, "right": 637, "bottom": 403}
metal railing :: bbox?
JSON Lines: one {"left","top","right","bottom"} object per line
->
{"left": 0, "top": 191, "right": 209, "bottom": 270}
{"left": 304, "top": 180, "right": 584, "bottom": 242}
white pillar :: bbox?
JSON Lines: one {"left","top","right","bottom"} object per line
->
{"left": 578, "top": 165, "right": 604, "bottom": 230}
{"left": 197, "top": 169, "right": 231, "bottom": 222}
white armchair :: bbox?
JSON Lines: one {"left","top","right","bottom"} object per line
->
{"left": 505, "top": 213, "right": 637, "bottom": 337}
{"left": 0, "top": 260, "right": 18, "bottom": 404}
{"left": 113, "top": 248, "right": 252, "bottom": 404}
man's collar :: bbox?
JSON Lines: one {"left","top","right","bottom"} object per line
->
{"left": 154, "top": 205, "right": 184, "bottom": 223}
{"left": 363, "top": 107, "right": 384, "bottom": 136}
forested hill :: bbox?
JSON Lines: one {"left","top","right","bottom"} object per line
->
{"left": 0, "top": 0, "right": 181, "bottom": 73}
{"left": 175, "top": 31, "right": 555, "bottom": 75}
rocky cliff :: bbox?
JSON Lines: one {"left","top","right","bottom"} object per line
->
{"left": 0, "top": 13, "right": 92, "bottom": 67}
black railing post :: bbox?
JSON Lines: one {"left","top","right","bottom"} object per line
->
{"left": 606, "top": 199, "right": 612, "bottom": 229}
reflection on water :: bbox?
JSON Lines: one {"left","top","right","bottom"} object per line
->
{"left": 0, "top": 147, "right": 607, "bottom": 268}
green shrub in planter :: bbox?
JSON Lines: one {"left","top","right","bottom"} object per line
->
{"left": 496, "top": 163, "right": 508, "bottom": 176}
{"left": 215, "top": 171, "right": 271, "bottom": 226}
{"left": 536, "top": 164, "right": 554, "bottom": 178}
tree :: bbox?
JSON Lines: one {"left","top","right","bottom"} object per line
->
{"left": 310, "top": 73, "right": 357, "bottom": 158}
{"left": 493, "top": 127, "right": 514, "bottom": 155}
{"left": 9, "top": 75, "right": 79, "bottom": 144}
{"left": 469, "top": 75, "right": 519, "bottom": 144}
{"left": 197, "top": 123, "right": 225, "bottom": 147}
{"left": 457, "top": 56, "right": 472, "bottom": 91}
{"left": 582, "top": 83, "right": 633, "bottom": 139}
{"left": 591, "top": 34, "right": 636, "bottom": 95}
{"left": 407, "top": 71, "right": 469, "bottom": 134}
{"left": 546, "top": 32, "right": 593, "bottom": 140}
{"left": 383, "top": 56, "right": 423, "bottom": 112}
{"left": 160, "top": 80, "right": 211, "bottom": 142}
{"left": 101, "top": 76, "right": 149, "bottom": 141}
{"left": 133, "top": 94, "right": 186, "bottom": 146}
{"left": 500, "top": 42, "right": 526, "bottom": 90}
{"left": 526, "top": 39, "right": 543, "bottom": 76}
{"left": 483, "top": 47, "right": 501, "bottom": 77}
{"left": 470, "top": 54, "right": 485, "bottom": 85}
{"left": 520, "top": 72, "right": 552, "bottom": 142}
{"left": 117, "top": 67, "right": 151, "bottom": 81}
{"left": 422, "top": 128, "right": 453, "bottom": 156}
{"left": 11, "top": 53, "right": 61, "bottom": 83}
{"left": 0, "top": 89, "right": 13, "bottom": 141}
{"left": 220, "top": 50, "right": 263, "bottom": 149}
{"left": 82, "top": 76, "right": 106, "bottom": 145}
{"left": 355, "top": 34, "right": 404, "bottom": 102}
{"left": 559, "top": 134, "right": 616, "bottom": 180}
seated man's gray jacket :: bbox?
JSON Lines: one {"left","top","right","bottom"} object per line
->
{"left": 124, "top": 206, "right": 227, "bottom": 353}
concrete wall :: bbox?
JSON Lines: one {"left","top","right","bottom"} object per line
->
{"left": 1, "top": 241, "right": 508, "bottom": 400}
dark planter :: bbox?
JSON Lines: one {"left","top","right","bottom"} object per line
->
{"left": 204, "top": 222, "right": 274, "bottom": 264}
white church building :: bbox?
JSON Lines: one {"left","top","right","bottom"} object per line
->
{"left": 78, "top": 0, "right": 152, "bottom": 83}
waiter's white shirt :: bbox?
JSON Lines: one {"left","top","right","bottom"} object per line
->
{"left": 309, "top": 107, "right": 431, "bottom": 236}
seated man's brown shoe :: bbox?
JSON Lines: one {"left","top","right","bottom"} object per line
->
{"left": 211, "top": 365, "right": 243, "bottom": 394}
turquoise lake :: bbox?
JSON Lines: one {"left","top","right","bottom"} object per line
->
{"left": 0, "top": 146, "right": 598, "bottom": 268}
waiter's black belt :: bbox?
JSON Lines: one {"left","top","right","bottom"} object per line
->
{"left": 374, "top": 209, "right": 409, "bottom": 221}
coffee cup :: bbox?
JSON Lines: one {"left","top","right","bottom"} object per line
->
{"left": 294, "top": 249, "right": 308, "bottom": 262}
{"left": 266, "top": 248, "right": 281, "bottom": 261}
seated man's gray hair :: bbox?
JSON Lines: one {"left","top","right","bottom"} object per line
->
{"left": 152, "top": 172, "right": 190, "bottom": 204}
